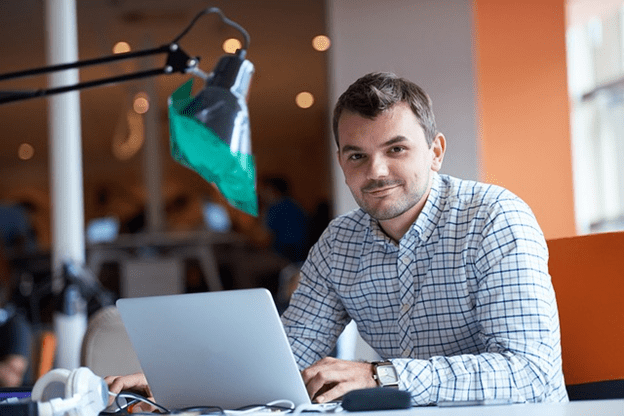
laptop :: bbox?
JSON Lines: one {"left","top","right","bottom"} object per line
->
{"left": 116, "top": 288, "right": 312, "bottom": 410}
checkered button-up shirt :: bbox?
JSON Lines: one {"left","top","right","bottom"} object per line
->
{"left": 281, "top": 173, "right": 568, "bottom": 405}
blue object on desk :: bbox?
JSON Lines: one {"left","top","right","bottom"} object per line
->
{"left": 341, "top": 388, "right": 411, "bottom": 411}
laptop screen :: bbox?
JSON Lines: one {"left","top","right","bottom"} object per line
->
{"left": 116, "top": 288, "right": 311, "bottom": 410}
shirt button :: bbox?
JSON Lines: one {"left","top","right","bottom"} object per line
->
{"left": 402, "top": 348, "right": 410, "bottom": 357}
{"left": 401, "top": 304, "right": 410, "bottom": 313}
{"left": 401, "top": 256, "right": 410, "bottom": 265}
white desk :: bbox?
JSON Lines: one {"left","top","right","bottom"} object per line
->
{"left": 332, "top": 399, "right": 623, "bottom": 416}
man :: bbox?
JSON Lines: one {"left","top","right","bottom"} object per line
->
{"left": 282, "top": 72, "right": 568, "bottom": 405}
{"left": 107, "top": 72, "right": 568, "bottom": 406}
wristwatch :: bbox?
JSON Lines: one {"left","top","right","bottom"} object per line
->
{"left": 372, "top": 361, "right": 399, "bottom": 388}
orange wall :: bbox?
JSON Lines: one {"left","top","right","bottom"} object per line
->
{"left": 474, "top": 0, "right": 577, "bottom": 239}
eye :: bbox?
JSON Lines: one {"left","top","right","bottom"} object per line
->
{"left": 348, "top": 153, "right": 365, "bottom": 161}
{"left": 389, "top": 146, "right": 405, "bottom": 154}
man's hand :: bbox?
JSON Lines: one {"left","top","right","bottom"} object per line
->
{"left": 104, "top": 372, "right": 156, "bottom": 412}
{"left": 301, "top": 357, "right": 377, "bottom": 403}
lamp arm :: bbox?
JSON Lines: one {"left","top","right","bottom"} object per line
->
{"left": 0, "top": 7, "right": 249, "bottom": 106}
{"left": 0, "top": 45, "right": 169, "bottom": 82}
{"left": 0, "top": 68, "right": 167, "bottom": 104}
{"left": 0, "top": 43, "right": 199, "bottom": 105}
{"left": 172, "top": 7, "right": 250, "bottom": 52}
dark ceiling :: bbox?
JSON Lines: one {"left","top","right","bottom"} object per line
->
{"left": 0, "top": 0, "right": 332, "bottom": 247}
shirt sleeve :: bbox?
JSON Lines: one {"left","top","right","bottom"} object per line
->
{"left": 390, "top": 198, "right": 567, "bottom": 405}
{"left": 281, "top": 228, "right": 350, "bottom": 370}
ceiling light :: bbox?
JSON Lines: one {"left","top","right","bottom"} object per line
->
{"left": 113, "top": 41, "right": 131, "bottom": 54}
{"left": 133, "top": 92, "right": 149, "bottom": 114}
{"left": 295, "top": 92, "right": 314, "bottom": 108}
{"left": 223, "top": 38, "right": 242, "bottom": 54}
{"left": 312, "top": 35, "right": 331, "bottom": 51}
{"left": 18, "top": 143, "right": 34, "bottom": 160}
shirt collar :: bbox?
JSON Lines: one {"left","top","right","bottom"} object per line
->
{"left": 409, "top": 172, "right": 444, "bottom": 244}
{"left": 367, "top": 215, "right": 392, "bottom": 246}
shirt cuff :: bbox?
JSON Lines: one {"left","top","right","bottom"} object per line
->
{"left": 389, "top": 358, "right": 435, "bottom": 405}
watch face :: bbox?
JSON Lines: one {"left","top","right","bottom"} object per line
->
{"left": 377, "top": 364, "right": 398, "bottom": 383}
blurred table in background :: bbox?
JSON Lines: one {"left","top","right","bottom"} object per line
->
{"left": 87, "top": 230, "right": 247, "bottom": 298}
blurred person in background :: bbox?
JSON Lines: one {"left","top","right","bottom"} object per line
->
{"left": 0, "top": 246, "right": 32, "bottom": 387}
{"left": 259, "top": 177, "right": 310, "bottom": 265}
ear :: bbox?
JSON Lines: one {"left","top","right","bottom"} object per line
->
{"left": 430, "top": 133, "right": 446, "bottom": 172}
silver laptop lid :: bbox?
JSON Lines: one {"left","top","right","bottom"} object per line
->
{"left": 116, "top": 288, "right": 311, "bottom": 410}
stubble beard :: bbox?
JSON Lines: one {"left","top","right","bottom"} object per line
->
{"left": 352, "top": 171, "right": 430, "bottom": 221}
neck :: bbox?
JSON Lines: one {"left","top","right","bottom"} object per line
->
{"left": 379, "top": 216, "right": 416, "bottom": 243}
{"left": 378, "top": 198, "right": 427, "bottom": 243}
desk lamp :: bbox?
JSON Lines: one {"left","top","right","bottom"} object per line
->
{"left": 0, "top": 6, "right": 257, "bottom": 371}
{"left": 0, "top": 6, "right": 258, "bottom": 216}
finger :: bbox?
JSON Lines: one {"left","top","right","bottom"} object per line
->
{"left": 104, "top": 373, "right": 150, "bottom": 401}
{"left": 132, "top": 401, "right": 159, "bottom": 413}
{"left": 305, "top": 367, "right": 342, "bottom": 400}
{"left": 105, "top": 376, "right": 122, "bottom": 397}
{"left": 105, "top": 376, "right": 131, "bottom": 405}
{"left": 104, "top": 377, "right": 122, "bottom": 406}
{"left": 301, "top": 357, "right": 333, "bottom": 383}
{"left": 315, "top": 382, "right": 348, "bottom": 404}
{"left": 111, "top": 373, "right": 148, "bottom": 390}
{"left": 301, "top": 366, "right": 318, "bottom": 385}
{"left": 309, "top": 360, "right": 377, "bottom": 403}
{"left": 318, "top": 376, "right": 375, "bottom": 404}
{"left": 311, "top": 382, "right": 339, "bottom": 403}
{"left": 304, "top": 371, "right": 327, "bottom": 400}
{"left": 302, "top": 357, "right": 349, "bottom": 398}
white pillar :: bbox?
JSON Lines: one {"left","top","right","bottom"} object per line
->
{"left": 142, "top": 41, "right": 165, "bottom": 234}
{"left": 45, "top": 0, "right": 87, "bottom": 370}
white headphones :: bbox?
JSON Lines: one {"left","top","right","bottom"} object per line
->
{"left": 30, "top": 367, "right": 108, "bottom": 416}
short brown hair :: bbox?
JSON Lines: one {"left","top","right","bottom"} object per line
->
{"left": 332, "top": 72, "right": 437, "bottom": 147}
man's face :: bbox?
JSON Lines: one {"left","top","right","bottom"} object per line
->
{"left": 337, "top": 102, "right": 445, "bottom": 225}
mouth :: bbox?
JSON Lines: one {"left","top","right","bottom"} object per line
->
{"left": 363, "top": 184, "right": 400, "bottom": 197}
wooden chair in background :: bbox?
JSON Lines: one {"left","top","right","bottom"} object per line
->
{"left": 80, "top": 305, "right": 142, "bottom": 378}
{"left": 547, "top": 231, "right": 624, "bottom": 400}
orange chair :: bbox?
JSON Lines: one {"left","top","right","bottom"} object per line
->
{"left": 31, "top": 330, "right": 57, "bottom": 380}
{"left": 547, "top": 231, "right": 624, "bottom": 399}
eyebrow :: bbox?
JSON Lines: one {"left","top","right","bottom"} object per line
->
{"left": 340, "top": 136, "right": 409, "bottom": 153}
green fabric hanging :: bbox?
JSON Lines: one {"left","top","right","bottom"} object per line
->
{"left": 168, "top": 79, "right": 258, "bottom": 216}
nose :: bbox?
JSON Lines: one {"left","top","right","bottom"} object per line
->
{"left": 367, "top": 155, "right": 389, "bottom": 179}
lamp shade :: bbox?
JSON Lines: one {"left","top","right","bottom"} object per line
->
{"left": 169, "top": 53, "right": 257, "bottom": 216}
